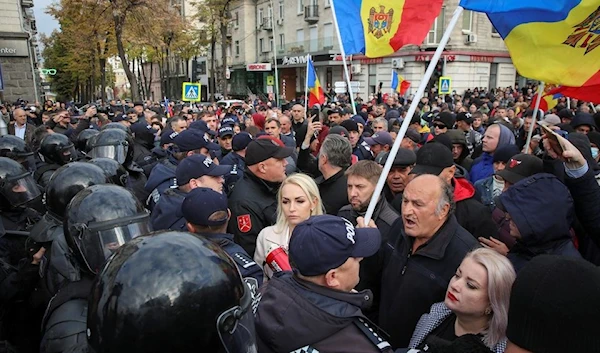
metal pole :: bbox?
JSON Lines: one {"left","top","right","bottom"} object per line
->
{"left": 270, "top": 0, "right": 280, "bottom": 107}
{"left": 329, "top": 0, "right": 356, "bottom": 114}
{"left": 525, "top": 82, "right": 544, "bottom": 154}
{"left": 304, "top": 54, "right": 309, "bottom": 119}
{"left": 364, "top": 6, "right": 464, "bottom": 225}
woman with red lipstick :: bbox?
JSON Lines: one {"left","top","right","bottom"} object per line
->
{"left": 254, "top": 173, "right": 325, "bottom": 279}
{"left": 408, "top": 248, "right": 516, "bottom": 353}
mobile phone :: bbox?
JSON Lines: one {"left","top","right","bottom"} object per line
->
{"left": 310, "top": 108, "right": 320, "bottom": 122}
{"left": 540, "top": 124, "right": 565, "bottom": 155}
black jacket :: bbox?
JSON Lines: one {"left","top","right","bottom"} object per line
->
{"left": 255, "top": 272, "right": 393, "bottom": 353}
{"left": 227, "top": 169, "right": 280, "bottom": 257}
{"left": 379, "top": 215, "right": 479, "bottom": 348}
{"left": 316, "top": 169, "right": 349, "bottom": 215}
{"left": 565, "top": 168, "right": 600, "bottom": 248}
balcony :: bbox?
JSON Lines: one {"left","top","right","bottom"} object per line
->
{"left": 262, "top": 17, "right": 273, "bottom": 31}
{"left": 304, "top": 5, "right": 319, "bottom": 23}
{"left": 21, "top": 0, "right": 33, "bottom": 8}
{"left": 276, "top": 37, "right": 338, "bottom": 56}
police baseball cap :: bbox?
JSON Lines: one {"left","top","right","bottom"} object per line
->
{"left": 174, "top": 129, "right": 220, "bottom": 152}
{"left": 176, "top": 154, "right": 231, "bottom": 185}
{"left": 218, "top": 126, "right": 234, "bottom": 138}
{"left": 410, "top": 142, "right": 454, "bottom": 176}
{"left": 160, "top": 130, "right": 178, "bottom": 145}
{"left": 221, "top": 116, "right": 236, "bottom": 126}
{"left": 189, "top": 120, "right": 217, "bottom": 137}
{"left": 365, "top": 131, "right": 393, "bottom": 147}
{"left": 289, "top": 215, "right": 381, "bottom": 276}
{"left": 130, "top": 123, "right": 157, "bottom": 135}
{"left": 232, "top": 132, "right": 253, "bottom": 151}
{"left": 245, "top": 137, "right": 294, "bottom": 165}
{"left": 181, "top": 187, "right": 229, "bottom": 226}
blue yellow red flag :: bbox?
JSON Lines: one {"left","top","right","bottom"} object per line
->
{"left": 332, "top": 0, "right": 444, "bottom": 58}
{"left": 459, "top": 0, "right": 600, "bottom": 103}
{"left": 391, "top": 71, "right": 411, "bottom": 95}
{"left": 307, "top": 58, "right": 325, "bottom": 107}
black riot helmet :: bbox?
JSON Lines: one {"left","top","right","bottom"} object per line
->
{"left": 87, "top": 231, "right": 257, "bottom": 353}
{"left": 88, "top": 128, "right": 134, "bottom": 166}
{"left": 0, "top": 157, "right": 41, "bottom": 210}
{"left": 0, "top": 135, "right": 34, "bottom": 160}
{"left": 88, "top": 158, "right": 128, "bottom": 186}
{"left": 39, "top": 133, "right": 77, "bottom": 165}
{"left": 64, "top": 184, "right": 151, "bottom": 275}
{"left": 75, "top": 129, "right": 99, "bottom": 153}
{"left": 100, "top": 122, "right": 129, "bottom": 133}
{"left": 45, "top": 162, "right": 108, "bottom": 219}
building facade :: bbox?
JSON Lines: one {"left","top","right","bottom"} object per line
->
{"left": 0, "top": 0, "right": 42, "bottom": 104}
{"left": 223, "top": 0, "right": 517, "bottom": 102}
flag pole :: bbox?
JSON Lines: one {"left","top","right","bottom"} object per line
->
{"left": 524, "top": 82, "right": 544, "bottom": 154}
{"left": 270, "top": 0, "right": 280, "bottom": 107}
{"left": 330, "top": 0, "right": 357, "bottom": 115}
{"left": 304, "top": 54, "right": 310, "bottom": 120}
{"left": 591, "top": 104, "right": 597, "bottom": 113}
{"left": 567, "top": 97, "right": 571, "bottom": 110}
{"left": 390, "top": 71, "right": 394, "bottom": 96}
{"left": 364, "top": 6, "right": 464, "bottom": 225}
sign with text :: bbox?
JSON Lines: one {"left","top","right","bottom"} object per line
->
{"left": 0, "top": 39, "right": 28, "bottom": 57}
{"left": 246, "top": 63, "right": 272, "bottom": 71}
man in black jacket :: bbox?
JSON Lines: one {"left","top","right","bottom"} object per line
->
{"left": 130, "top": 123, "right": 156, "bottom": 168}
{"left": 255, "top": 215, "right": 392, "bottom": 353}
{"left": 379, "top": 174, "right": 479, "bottom": 348}
{"left": 227, "top": 137, "right": 293, "bottom": 256}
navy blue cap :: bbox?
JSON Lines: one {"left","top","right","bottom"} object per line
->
{"left": 176, "top": 154, "right": 231, "bottom": 185}
{"left": 181, "top": 187, "right": 229, "bottom": 226}
{"left": 218, "top": 126, "right": 234, "bottom": 138}
{"left": 189, "top": 120, "right": 217, "bottom": 136}
{"left": 173, "top": 129, "right": 220, "bottom": 152}
{"left": 289, "top": 215, "right": 381, "bottom": 276}
{"left": 130, "top": 123, "right": 157, "bottom": 135}
{"left": 232, "top": 132, "right": 253, "bottom": 151}
{"left": 245, "top": 137, "right": 294, "bottom": 165}
{"left": 351, "top": 115, "right": 366, "bottom": 126}
{"left": 221, "top": 117, "right": 236, "bottom": 126}
{"left": 160, "top": 130, "right": 178, "bottom": 145}
{"left": 113, "top": 114, "right": 128, "bottom": 122}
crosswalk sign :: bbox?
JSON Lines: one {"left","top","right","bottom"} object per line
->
{"left": 182, "top": 82, "right": 202, "bottom": 102}
{"left": 438, "top": 77, "right": 452, "bottom": 95}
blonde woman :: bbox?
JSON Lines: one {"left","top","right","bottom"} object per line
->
{"left": 254, "top": 173, "right": 324, "bottom": 279}
{"left": 409, "top": 248, "right": 516, "bottom": 353}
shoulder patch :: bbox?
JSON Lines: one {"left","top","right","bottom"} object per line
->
{"left": 237, "top": 214, "right": 252, "bottom": 233}
{"left": 232, "top": 252, "right": 257, "bottom": 269}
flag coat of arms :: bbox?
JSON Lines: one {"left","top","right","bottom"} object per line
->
{"left": 460, "top": 0, "right": 600, "bottom": 103}
{"left": 332, "top": 0, "right": 444, "bottom": 58}
{"left": 307, "top": 59, "right": 325, "bottom": 107}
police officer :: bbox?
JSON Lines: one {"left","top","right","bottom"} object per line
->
{"left": 182, "top": 187, "right": 263, "bottom": 286}
{"left": 221, "top": 132, "right": 252, "bottom": 194}
{"left": 35, "top": 134, "right": 77, "bottom": 188}
{"left": 87, "top": 128, "right": 149, "bottom": 203}
{"left": 88, "top": 157, "right": 128, "bottom": 187}
{"left": 73, "top": 128, "right": 99, "bottom": 155}
{"left": 145, "top": 128, "right": 220, "bottom": 210}
{"left": 130, "top": 122, "right": 157, "bottom": 168}
{"left": 83, "top": 231, "right": 258, "bottom": 353}
{"left": 0, "top": 134, "right": 35, "bottom": 171}
{"left": 151, "top": 154, "right": 230, "bottom": 231}
{"left": 40, "top": 184, "right": 152, "bottom": 353}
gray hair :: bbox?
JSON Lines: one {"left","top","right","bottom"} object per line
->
{"left": 373, "top": 117, "right": 388, "bottom": 131}
{"left": 320, "top": 135, "right": 352, "bottom": 168}
{"left": 435, "top": 180, "right": 456, "bottom": 217}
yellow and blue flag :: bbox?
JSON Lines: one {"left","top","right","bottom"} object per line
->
{"left": 460, "top": 0, "right": 600, "bottom": 103}
{"left": 332, "top": 0, "right": 444, "bottom": 58}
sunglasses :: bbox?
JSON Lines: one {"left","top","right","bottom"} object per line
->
{"left": 434, "top": 123, "right": 447, "bottom": 129}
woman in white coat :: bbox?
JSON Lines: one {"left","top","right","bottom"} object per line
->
{"left": 254, "top": 173, "right": 324, "bottom": 279}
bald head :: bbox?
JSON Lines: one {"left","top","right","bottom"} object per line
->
{"left": 402, "top": 174, "right": 455, "bottom": 241}
{"left": 291, "top": 104, "right": 305, "bottom": 122}
{"left": 13, "top": 108, "right": 27, "bottom": 126}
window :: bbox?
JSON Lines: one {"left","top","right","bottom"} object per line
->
{"left": 427, "top": 8, "right": 445, "bottom": 44}
{"left": 297, "top": 0, "right": 304, "bottom": 14}
{"left": 235, "top": 40, "right": 240, "bottom": 56}
{"left": 279, "top": 33, "right": 285, "bottom": 47}
{"left": 234, "top": 12, "right": 239, "bottom": 27}
{"left": 324, "top": 0, "right": 331, "bottom": 8}
{"left": 296, "top": 29, "right": 304, "bottom": 43}
{"left": 323, "top": 23, "right": 333, "bottom": 48}
{"left": 462, "top": 10, "right": 472, "bottom": 32}
{"left": 278, "top": 1, "right": 284, "bottom": 19}
{"left": 270, "top": 38, "right": 274, "bottom": 52}
{"left": 258, "top": 8, "right": 264, "bottom": 25}
{"left": 259, "top": 38, "right": 265, "bottom": 52}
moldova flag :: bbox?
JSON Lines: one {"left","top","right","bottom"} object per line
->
{"left": 332, "top": 0, "right": 444, "bottom": 58}
{"left": 460, "top": 0, "right": 600, "bottom": 103}
{"left": 307, "top": 58, "right": 325, "bottom": 107}
{"left": 391, "top": 71, "right": 411, "bottom": 96}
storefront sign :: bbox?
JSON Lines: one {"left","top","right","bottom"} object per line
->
{"left": 470, "top": 55, "right": 494, "bottom": 63}
{"left": 415, "top": 54, "right": 455, "bottom": 62}
{"left": 360, "top": 58, "right": 383, "bottom": 64}
{"left": 246, "top": 63, "right": 272, "bottom": 71}
{"left": 281, "top": 56, "right": 308, "bottom": 66}
{"left": 0, "top": 39, "right": 29, "bottom": 57}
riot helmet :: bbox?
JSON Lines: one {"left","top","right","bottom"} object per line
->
{"left": 64, "top": 184, "right": 151, "bottom": 274}
{"left": 87, "top": 231, "right": 257, "bottom": 353}
{"left": 100, "top": 122, "right": 129, "bottom": 132}
{"left": 39, "top": 133, "right": 77, "bottom": 165}
{"left": 0, "top": 157, "right": 41, "bottom": 209}
{"left": 0, "top": 135, "right": 34, "bottom": 170}
{"left": 88, "top": 128, "right": 134, "bottom": 166}
{"left": 75, "top": 129, "right": 99, "bottom": 153}
{"left": 88, "top": 158, "right": 128, "bottom": 186}
{"left": 45, "top": 162, "right": 108, "bottom": 219}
